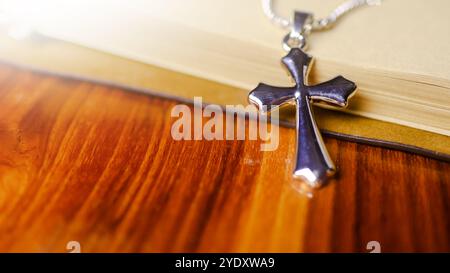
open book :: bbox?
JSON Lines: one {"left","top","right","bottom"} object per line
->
{"left": 3, "top": 0, "right": 450, "bottom": 136}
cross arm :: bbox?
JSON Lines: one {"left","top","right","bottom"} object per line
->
{"left": 248, "top": 83, "right": 297, "bottom": 113}
{"left": 307, "top": 76, "right": 357, "bottom": 107}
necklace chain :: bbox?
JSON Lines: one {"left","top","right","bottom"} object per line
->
{"left": 262, "top": 0, "right": 381, "bottom": 31}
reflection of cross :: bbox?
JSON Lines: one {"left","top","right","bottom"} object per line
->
{"left": 249, "top": 48, "right": 356, "bottom": 188}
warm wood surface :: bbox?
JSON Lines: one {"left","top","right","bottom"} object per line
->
{"left": 0, "top": 64, "right": 449, "bottom": 253}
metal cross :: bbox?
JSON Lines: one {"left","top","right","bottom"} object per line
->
{"left": 249, "top": 48, "right": 357, "bottom": 188}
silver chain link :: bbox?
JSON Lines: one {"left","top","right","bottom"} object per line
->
{"left": 262, "top": 0, "right": 381, "bottom": 31}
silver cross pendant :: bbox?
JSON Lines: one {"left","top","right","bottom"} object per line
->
{"left": 248, "top": 11, "right": 357, "bottom": 189}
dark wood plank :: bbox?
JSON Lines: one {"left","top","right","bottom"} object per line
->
{"left": 0, "top": 64, "right": 448, "bottom": 252}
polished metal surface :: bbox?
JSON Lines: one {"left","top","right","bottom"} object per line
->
{"left": 252, "top": 4, "right": 361, "bottom": 189}
{"left": 248, "top": 48, "right": 357, "bottom": 188}
{"left": 282, "top": 11, "right": 312, "bottom": 51}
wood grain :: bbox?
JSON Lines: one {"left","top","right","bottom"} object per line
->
{"left": 0, "top": 64, "right": 449, "bottom": 253}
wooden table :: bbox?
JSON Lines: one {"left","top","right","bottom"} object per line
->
{"left": 0, "top": 64, "right": 449, "bottom": 252}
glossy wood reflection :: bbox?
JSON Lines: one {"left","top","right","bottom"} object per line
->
{"left": 0, "top": 64, "right": 448, "bottom": 252}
